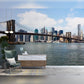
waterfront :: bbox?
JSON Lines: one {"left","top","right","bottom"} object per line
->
{"left": 14, "top": 43, "right": 84, "bottom": 65}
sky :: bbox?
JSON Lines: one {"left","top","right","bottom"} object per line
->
{"left": 0, "top": 0, "right": 84, "bottom": 35}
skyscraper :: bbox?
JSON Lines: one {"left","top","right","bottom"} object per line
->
{"left": 53, "top": 30, "right": 57, "bottom": 41}
{"left": 47, "top": 32, "right": 52, "bottom": 42}
{"left": 30, "top": 35, "right": 34, "bottom": 42}
{"left": 40, "top": 27, "right": 45, "bottom": 40}
{"left": 45, "top": 29, "right": 48, "bottom": 41}
{"left": 25, "top": 35, "right": 30, "bottom": 42}
{"left": 16, "top": 29, "right": 27, "bottom": 42}
{"left": 51, "top": 27, "right": 55, "bottom": 40}
{"left": 59, "top": 30, "right": 63, "bottom": 35}
{"left": 34, "top": 29, "right": 39, "bottom": 41}
{"left": 78, "top": 24, "right": 81, "bottom": 37}
{"left": 80, "top": 30, "right": 83, "bottom": 40}
{"left": 51, "top": 27, "right": 55, "bottom": 35}
{"left": 54, "top": 30, "right": 57, "bottom": 35}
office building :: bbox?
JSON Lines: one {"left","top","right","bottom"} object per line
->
{"left": 30, "top": 35, "right": 34, "bottom": 42}
{"left": 53, "top": 30, "right": 58, "bottom": 41}
{"left": 51, "top": 27, "right": 55, "bottom": 35}
{"left": 25, "top": 35, "right": 30, "bottom": 42}
{"left": 16, "top": 29, "right": 27, "bottom": 42}
{"left": 51, "top": 27, "right": 55, "bottom": 40}
{"left": 45, "top": 29, "right": 48, "bottom": 41}
{"left": 40, "top": 27, "right": 45, "bottom": 40}
{"left": 47, "top": 32, "right": 52, "bottom": 42}
{"left": 54, "top": 30, "right": 57, "bottom": 35}
{"left": 80, "top": 31, "right": 83, "bottom": 40}
{"left": 78, "top": 24, "right": 81, "bottom": 37}
{"left": 16, "top": 29, "right": 30, "bottom": 42}
{"left": 59, "top": 30, "right": 63, "bottom": 36}
{"left": 34, "top": 29, "right": 39, "bottom": 41}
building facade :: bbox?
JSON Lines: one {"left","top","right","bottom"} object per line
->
{"left": 34, "top": 29, "right": 39, "bottom": 41}
{"left": 78, "top": 24, "right": 81, "bottom": 38}
{"left": 16, "top": 29, "right": 28, "bottom": 42}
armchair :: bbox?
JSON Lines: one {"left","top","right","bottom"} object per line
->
{"left": 4, "top": 49, "right": 22, "bottom": 73}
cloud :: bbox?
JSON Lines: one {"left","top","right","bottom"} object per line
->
{"left": 57, "top": 19, "right": 64, "bottom": 24}
{"left": 17, "top": 10, "right": 84, "bottom": 35}
{"left": 0, "top": 22, "right": 6, "bottom": 37}
{"left": 0, "top": 22, "right": 6, "bottom": 31}
{"left": 13, "top": 3, "right": 47, "bottom": 9}
{"left": 62, "top": 17, "right": 84, "bottom": 34}
{"left": 54, "top": 17, "right": 84, "bottom": 35}
{"left": 17, "top": 11, "right": 57, "bottom": 30}
{"left": 70, "top": 8, "right": 74, "bottom": 12}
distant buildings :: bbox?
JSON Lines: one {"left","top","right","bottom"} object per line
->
{"left": 40, "top": 27, "right": 48, "bottom": 41}
{"left": 78, "top": 24, "right": 81, "bottom": 37}
{"left": 16, "top": 27, "right": 66, "bottom": 43}
{"left": 34, "top": 29, "right": 39, "bottom": 41}
{"left": 59, "top": 30, "right": 63, "bottom": 36}
{"left": 66, "top": 32, "right": 71, "bottom": 38}
{"left": 77, "top": 24, "right": 83, "bottom": 40}
{"left": 16, "top": 29, "right": 26, "bottom": 42}
{"left": 16, "top": 29, "right": 30, "bottom": 42}
{"left": 80, "top": 31, "right": 83, "bottom": 40}
{"left": 51, "top": 27, "right": 55, "bottom": 35}
{"left": 30, "top": 35, "right": 34, "bottom": 42}
{"left": 17, "top": 25, "right": 84, "bottom": 43}
{"left": 47, "top": 32, "right": 52, "bottom": 42}
{"left": 40, "top": 27, "right": 45, "bottom": 40}
{"left": 50, "top": 27, "right": 64, "bottom": 41}
{"left": 54, "top": 30, "right": 57, "bottom": 35}
{"left": 53, "top": 30, "right": 58, "bottom": 41}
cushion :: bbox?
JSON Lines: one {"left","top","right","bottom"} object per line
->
{"left": 22, "top": 51, "right": 28, "bottom": 55}
{"left": 5, "top": 50, "right": 13, "bottom": 58}
{"left": 6, "top": 57, "right": 16, "bottom": 65}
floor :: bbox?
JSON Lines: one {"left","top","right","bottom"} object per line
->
{"left": 0, "top": 66, "right": 84, "bottom": 84}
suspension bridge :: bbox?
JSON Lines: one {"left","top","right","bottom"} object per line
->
{"left": 0, "top": 19, "right": 83, "bottom": 44}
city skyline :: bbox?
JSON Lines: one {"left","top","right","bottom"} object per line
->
{"left": 0, "top": 0, "right": 84, "bottom": 35}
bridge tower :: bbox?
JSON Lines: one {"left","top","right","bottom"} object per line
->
{"left": 65, "top": 32, "right": 71, "bottom": 43}
{"left": 6, "top": 19, "right": 15, "bottom": 42}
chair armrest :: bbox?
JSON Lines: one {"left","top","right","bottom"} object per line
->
{"left": 16, "top": 61, "right": 20, "bottom": 63}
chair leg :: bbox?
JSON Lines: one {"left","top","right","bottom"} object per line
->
{"left": 4, "top": 62, "right": 7, "bottom": 72}
{"left": 20, "top": 65, "right": 22, "bottom": 72}
{"left": 9, "top": 67, "right": 11, "bottom": 74}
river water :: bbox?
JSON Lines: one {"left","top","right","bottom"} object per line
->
{"left": 14, "top": 43, "right": 84, "bottom": 65}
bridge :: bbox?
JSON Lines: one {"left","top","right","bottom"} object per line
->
{"left": 0, "top": 19, "right": 83, "bottom": 43}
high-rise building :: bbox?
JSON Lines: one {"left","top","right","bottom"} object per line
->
{"left": 16, "top": 29, "right": 28, "bottom": 42}
{"left": 53, "top": 30, "right": 58, "bottom": 41}
{"left": 78, "top": 24, "right": 81, "bottom": 37}
{"left": 34, "top": 29, "right": 39, "bottom": 41}
{"left": 47, "top": 32, "right": 52, "bottom": 42}
{"left": 59, "top": 30, "right": 63, "bottom": 35}
{"left": 80, "top": 31, "right": 83, "bottom": 40}
{"left": 25, "top": 35, "right": 30, "bottom": 42}
{"left": 51, "top": 27, "right": 55, "bottom": 35}
{"left": 45, "top": 29, "right": 48, "bottom": 41}
{"left": 54, "top": 30, "right": 57, "bottom": 35}
{"left": 41, "top": 27, "right": 45, "bottom": 34}
{"left": 40, "top": 27, "right": 46, "bottom": 40}
{"left": 51, "top": 27, "right": 55, "bottom": 40}
{"left": 30, "top": 35, "right": 34, "bottom": 42}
